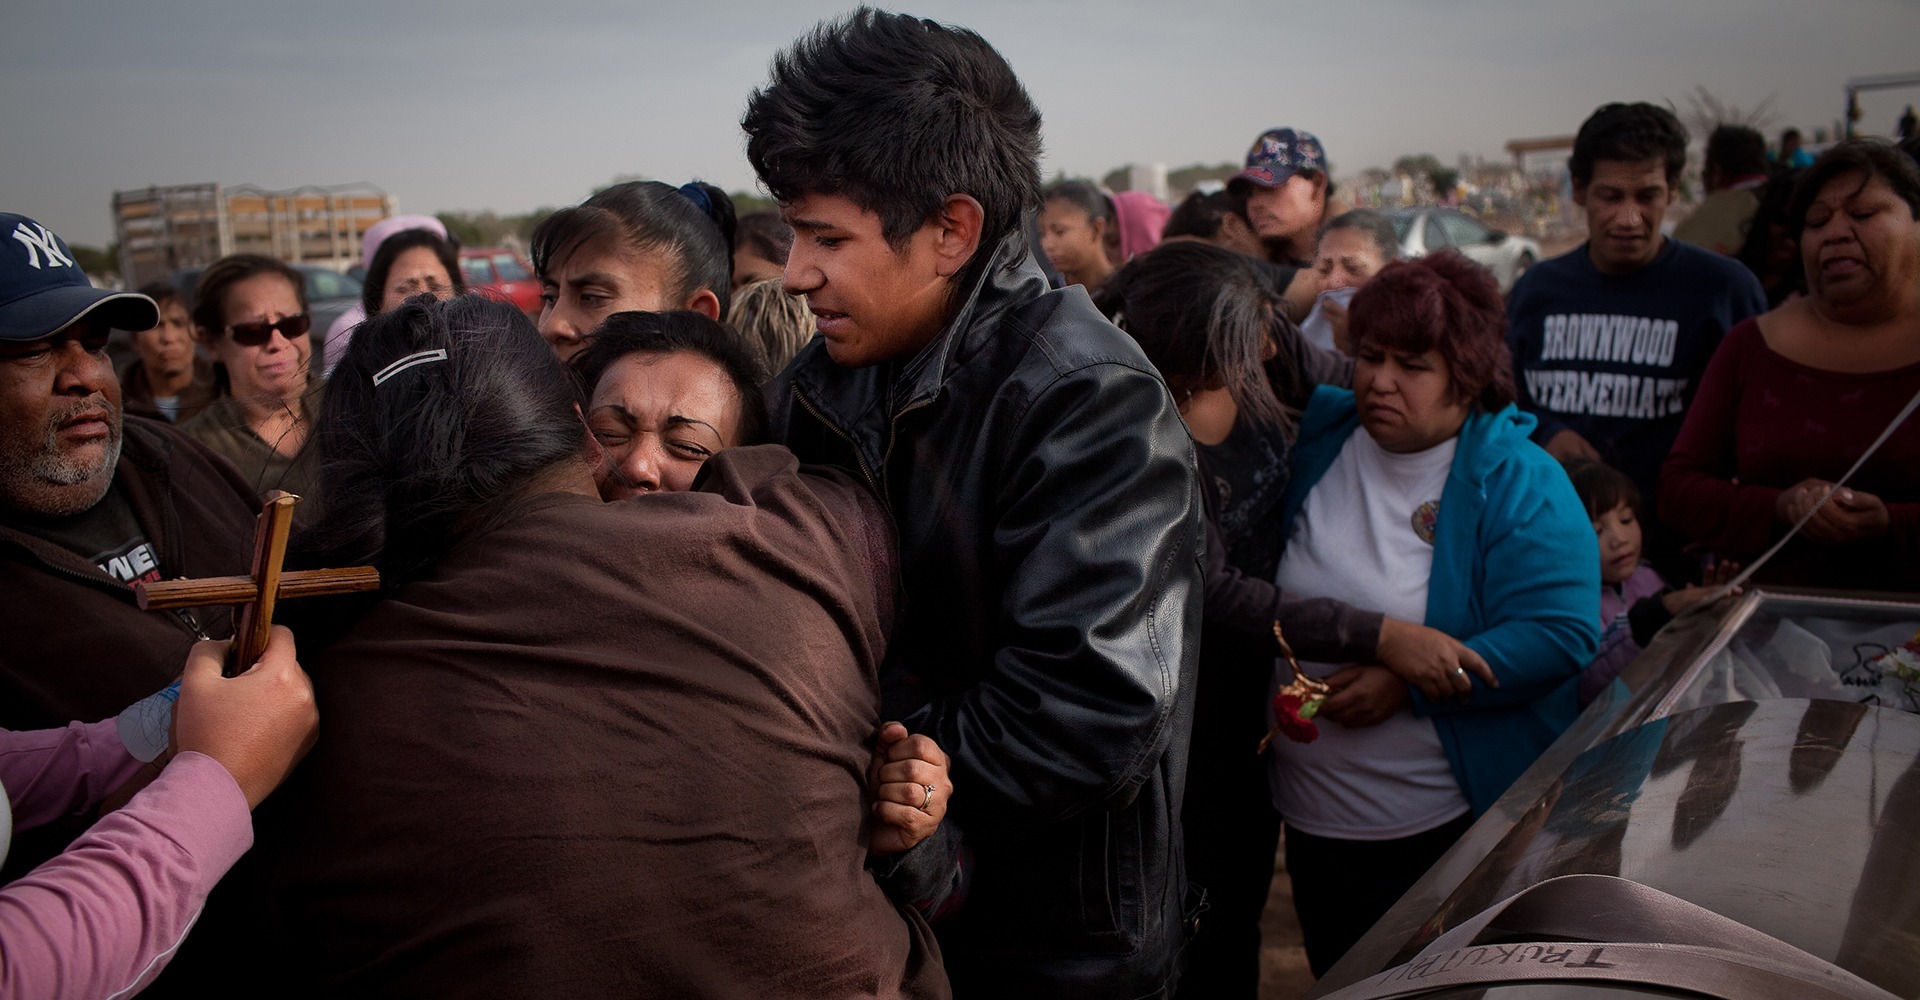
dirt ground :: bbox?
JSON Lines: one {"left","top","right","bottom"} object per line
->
{"left": 1257, "top": 836, "right": 1317, "bottom": 999}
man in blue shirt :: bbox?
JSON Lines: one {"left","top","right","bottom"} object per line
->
{"left": 1507, "top": 103, "right": 1766, "bottom": 573}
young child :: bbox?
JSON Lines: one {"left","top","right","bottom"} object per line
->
{"left": 1568, "top": 460, "right": 1737, "bottom": 704}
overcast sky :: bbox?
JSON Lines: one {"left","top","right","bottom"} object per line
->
{"left": 5, "top": 0, "right": 1917, "bottom": 247}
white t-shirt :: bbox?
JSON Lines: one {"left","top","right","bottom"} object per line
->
{"left": 1269, "top": 429, "right": 1472, "bottom": 839}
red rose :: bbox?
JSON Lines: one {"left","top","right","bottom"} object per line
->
{"left": 1272, "top": 692, "right": 1323, "bottom": 744}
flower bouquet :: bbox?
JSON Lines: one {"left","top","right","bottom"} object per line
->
{"left": 1259, "top": 623, "right": 1332, "bottom": 750}
{"left": 1845, "top": 632, "right": 1920, "bottom": 713}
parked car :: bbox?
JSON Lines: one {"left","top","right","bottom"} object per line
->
{"left": 1307, "top": 586, "right": 1920, "bottom": 999}
{"left": 295, "top": 264, "right": 362, "bottom": 350}
{"left": 459, "top": 248, "right": 541, "bottom": 318}
{"left": 1384, "top": 207, "right": 1540, "bottom": 294}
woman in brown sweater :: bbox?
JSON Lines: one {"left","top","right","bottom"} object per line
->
{"left": 262, "top": 296, "right": 949, "bottom": 998}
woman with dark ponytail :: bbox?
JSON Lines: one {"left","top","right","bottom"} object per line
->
{"left": 271, "top": 295, "right": 951, "bottom": 997}
{"left": 300, "top": 294, "right": 583, "bottom": 583}
{"left": 527, "top": 179, "right": 741, "bottom": 359}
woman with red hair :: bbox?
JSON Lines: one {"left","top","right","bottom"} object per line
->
{"left": 1269, "top": 250, "right": 1600, "bottom": 974}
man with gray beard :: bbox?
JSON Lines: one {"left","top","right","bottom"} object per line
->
{"left": 0, "top": 213, "right": 258, "bottom": 734}
{"left": 0, "top": 212, "right": 267, "bottom": 995}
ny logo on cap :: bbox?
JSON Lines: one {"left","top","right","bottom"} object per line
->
{"left": 12, "top": 222, "right": 75, "bottom": 270}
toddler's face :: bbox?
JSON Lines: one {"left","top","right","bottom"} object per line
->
{"left": 1592, "top": 502, "right": 1643, "bottom": 585}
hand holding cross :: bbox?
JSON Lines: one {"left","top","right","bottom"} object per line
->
{"left": 134, "top": 491, "right": 380, "bottom": 675}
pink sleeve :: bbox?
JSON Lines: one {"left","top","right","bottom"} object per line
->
{"left": 0, "top": 752, "right": 252, "bottom": 1000}
{"left": 0, "top": 720, "right": 146, "bottom": 831}
{"left": 1659, "top": 322, "right": 1785, "bottom": 557}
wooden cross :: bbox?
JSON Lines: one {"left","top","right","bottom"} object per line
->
{"left": 134, "top": 490, "right": 381, "bottom": 675}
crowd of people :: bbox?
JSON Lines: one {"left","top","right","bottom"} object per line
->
{"left": 2, "top": 7, "right": 1918, "bottom": 999}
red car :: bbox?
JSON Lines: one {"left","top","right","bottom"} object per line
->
{"left": 459, "top": 248, "right": 541, "bottom": 317}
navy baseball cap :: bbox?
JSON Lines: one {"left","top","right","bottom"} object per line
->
{"left": 0, "top": 213, "right": 157, "bottom": 342}
{"left": 1228, "top": 128, "right": 1329, "bottom": 191}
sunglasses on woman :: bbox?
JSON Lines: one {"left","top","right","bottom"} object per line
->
{"left": 226, "top": 313, "right": 311, "bottom": 347}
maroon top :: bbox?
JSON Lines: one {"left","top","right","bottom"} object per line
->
{"left": 1659, "top": 317, "right": 1920, "bottom": 590}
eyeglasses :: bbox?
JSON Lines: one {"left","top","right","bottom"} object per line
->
{"left": 226, "top": 313, "right": 311, "bottom": 347}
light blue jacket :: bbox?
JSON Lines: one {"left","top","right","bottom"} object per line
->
{"left": 1281, "top": 386, "right": 1601, "bottom": 814}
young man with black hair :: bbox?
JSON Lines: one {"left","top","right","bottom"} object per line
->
{"left": 1507, "top": 103, "right": 1766, "bottom": 575}
{"left": 745, "top": 10, "right": 1203, "bottom": 998}
{"left": 1674, "top": 124, "right": 1770, "bottom": 256}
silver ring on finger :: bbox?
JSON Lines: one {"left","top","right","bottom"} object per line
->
{"left": 1452, "top": 667, "right": 1467, "bottom": 678}
{"left": 920, "top": 784, "right": 936, "bottom": 810}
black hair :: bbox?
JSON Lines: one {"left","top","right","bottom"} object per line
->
{"left": 529, "top": 180, "right": 736, "bottom": 316}
{"left": 360, "top": 228, "right": 465, "bottom": 318}
{"left": 192, "top": 253, "right": 307, "bottom": 335}
{"left": 1092, "top": 241, "right": 1288, "bottom": 431}
{"left": 1163, "top": 189, "right": 1242, "bottom": 241}
{"left": 136, "top": 279, "right": 184, "bottom": 314}
{"left": 1569, "top": 102, "right": 1689, "bottom": 186}
{"left": 1786, "top": 138, "right": 1920, "bottom": 239}
{"left": 1704, "top": 124, "right": 1768, "bottom": 180}
{"left": 1736, "top": 169, "right": 1809, "bottom": 307}
{"left": 742, "top": 8, "right": 1043, "bottom": 265}
{"left": 568, "top": 311, "right": 769, "bottom": 447}
{"left": 1320, "top": 209, "right": 1401, "bottom": 262}
{"left": 1563, "top": 459, "right": 1643, "bottom": 521}
{"left": 1043, "top": 180, "right": 1113, "bottom": 225}
{"left": 734, "top": 210, "right": 794, "bottom": 266}
{"left": 1781, "top": 127, "right": 1803, "bottom": 147}
{"left": 679, "top": 180, "right": 738, "bottom": 251}
{"left": 302, "top": 295, "right": 585, "bottom": 585}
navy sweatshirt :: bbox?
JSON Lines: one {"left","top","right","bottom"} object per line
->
{"left": 1506, "top": 237, "right": 1765, "bottom": 506}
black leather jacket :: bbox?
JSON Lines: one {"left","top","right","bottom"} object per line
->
{"left": 768, "top": 235, "right": 1204, "bottom": 998}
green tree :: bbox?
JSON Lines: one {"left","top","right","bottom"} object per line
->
{"left": 437, "top": 209, "right": 558, "bottom": 249}
{"left": 591, "top": 173, "right": 651, "bottom": 197}
{"left": 1392, "top": 154, "right": 1442, "bottom": 179}
{"left": 437, "top": 213, "right": 488, "bottom": 249}
{"left": 730, "top": 190, "right": 777, "bottom": 215}
{"left": 69, "top": 243, "right": 119, "bottom": 278}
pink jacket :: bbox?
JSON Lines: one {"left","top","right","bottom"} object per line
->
{"left": 1108, "top": 191, "right": 1170, "bottom": 262}
{"left": 0, "top": 720, "right": 251, "bottom": 999}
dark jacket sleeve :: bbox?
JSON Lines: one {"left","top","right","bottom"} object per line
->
{"left": 1199, "top": 496, "right": 1381, "bottom": 665}
{"left": 1264, "top": 314, "right": 1353, "bottom": 411}
{"left": 904, "top": 363, "right": 1201, "bottom": 826}
{"left": 867, "top": 822, "right": 969, "bottom": 923}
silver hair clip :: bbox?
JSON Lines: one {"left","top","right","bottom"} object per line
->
{"left": 371, "top": 349, "right": 450, "bottom": 386}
